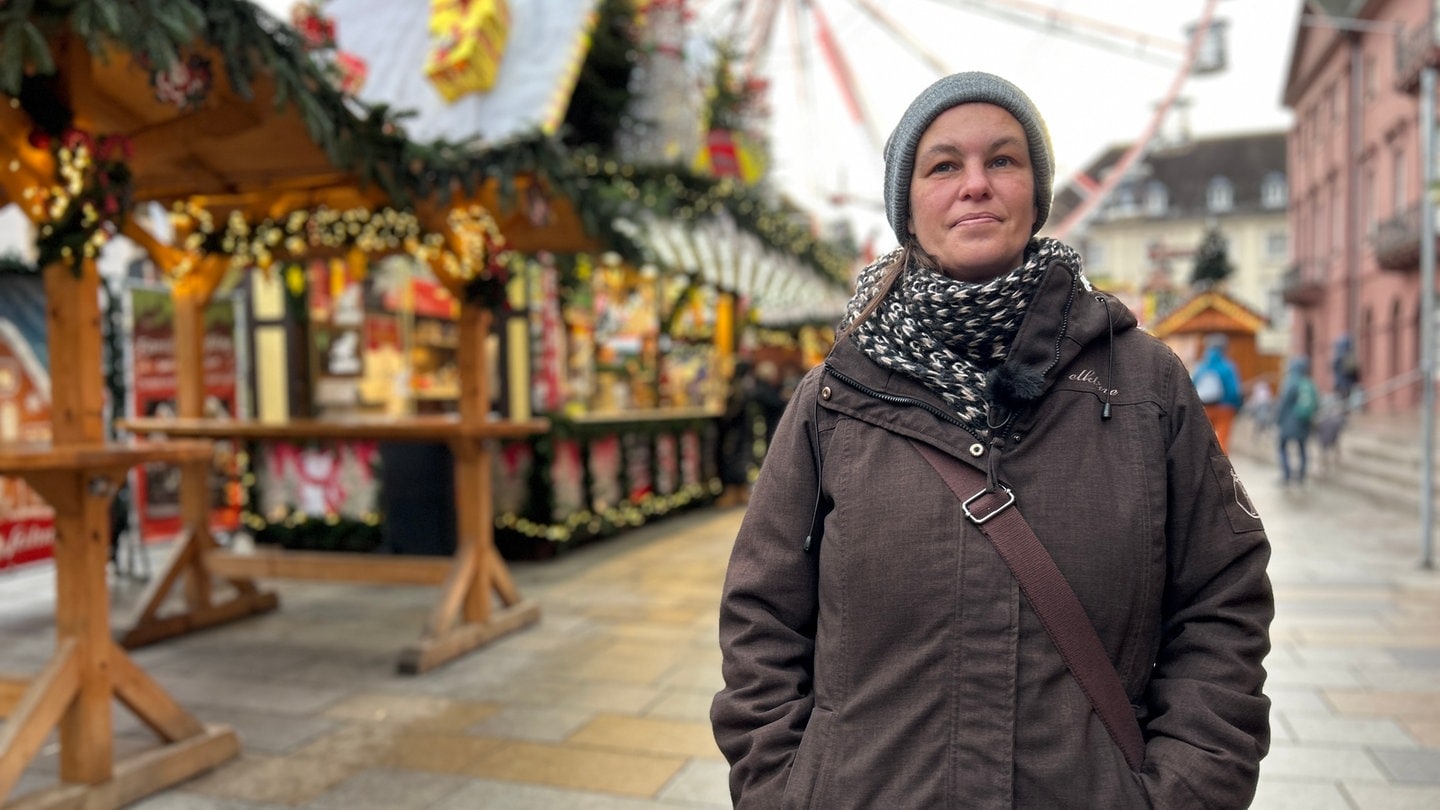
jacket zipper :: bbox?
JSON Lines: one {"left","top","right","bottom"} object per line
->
{"left": 823, "top": 364, "right": 986, "bottom": 445}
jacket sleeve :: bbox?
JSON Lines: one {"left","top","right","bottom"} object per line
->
{"left": 1140, "top": 355, "right": 1274, "bottom": 808}
{"left": 710, "top": 372, "right": 825, "bottom": 808}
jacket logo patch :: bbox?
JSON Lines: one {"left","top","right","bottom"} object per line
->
{"left": 1068, "top": 368, "right": 1118, "bottom": 397}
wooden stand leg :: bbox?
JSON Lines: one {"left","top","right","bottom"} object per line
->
{"left": 397, "top": 440, "right": 539, "bottom": 674}
{"left": 117, "top": 460, "right": 279, "bottom": 649}
{"left": 1, "top": 471, "right": 239, "bottom": 808}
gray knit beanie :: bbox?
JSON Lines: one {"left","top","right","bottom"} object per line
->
{"left": 884, "top": 71, "right": 1054, "bottom": 243}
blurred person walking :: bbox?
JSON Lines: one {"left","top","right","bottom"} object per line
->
{"left": 1191, "top": 333, "right": 1244, "bottom": 453}
{"left": 1332, "top": 332, "right": 1360, "bottom": 410}
{"left": 712, "top": 71, "right": 1273, "bottom": 809}
{"left": 1276, "top": 356, "right": 1320, "bottom": 486}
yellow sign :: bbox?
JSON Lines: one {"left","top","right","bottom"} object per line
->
{"left": 425, "top": 0, "right": 511, "bottom": 102}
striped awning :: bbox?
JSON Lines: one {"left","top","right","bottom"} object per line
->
{"left": 622, "top": 211, "right": 852, "bottom": 328}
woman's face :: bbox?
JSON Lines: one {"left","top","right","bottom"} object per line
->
{"left": 908, "top": 103, "right": 1036, "bottom": 282}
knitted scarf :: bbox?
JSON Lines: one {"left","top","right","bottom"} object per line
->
{"left": 839, "top": 237, "right": 1079, "bottom": 435}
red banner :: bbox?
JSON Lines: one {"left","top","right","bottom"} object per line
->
{"left": 127, "top": 287, "right": 243, "bottom": 540}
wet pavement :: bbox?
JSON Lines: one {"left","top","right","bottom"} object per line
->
{"left": 1, "top": 451, "right": 1437, "bottom": 809}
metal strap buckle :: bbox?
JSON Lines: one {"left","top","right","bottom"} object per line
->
{"left": 962, "top": 486, "right": 1016, "bottom": 525}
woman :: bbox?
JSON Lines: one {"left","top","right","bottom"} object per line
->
{"left": 711, "top": 72, "right": 1273, "bottom": 809}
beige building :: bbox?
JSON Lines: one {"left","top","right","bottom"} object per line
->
{"left": 1046, "top": 132, "right": 1291, "bottom": 358}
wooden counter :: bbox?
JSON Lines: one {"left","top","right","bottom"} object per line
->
{"left": 120, "top": 414, "right": 550, "bottom": 442}
{"left": 118, "top": 415, "right": 550, "bottom": 675}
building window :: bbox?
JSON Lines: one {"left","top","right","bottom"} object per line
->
{"left": 1261, "top": 172, "right": 1287, "bottom": 209}
{"left": 1143, "top": 180, "right": 1168, "bottom": 217}
{"left": 1265, "top": 230, "right": 1287, "bottom": 261}
{"left": 1111, "top": 184, "right": 1137, "bottom": 218}
{"left": 1207, "top": 176, "right": 1234, "bottom": 212}
{"left": 1363, "top": 54, "right": 1376, "bottom": 102}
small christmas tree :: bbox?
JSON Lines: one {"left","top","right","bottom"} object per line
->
{"left": 1190, "top": 227, "right": 1234, "bottom": 288}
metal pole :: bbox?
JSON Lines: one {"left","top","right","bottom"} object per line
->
{"left": 1420, "top": 67, "right": 1436, "bottom": 570}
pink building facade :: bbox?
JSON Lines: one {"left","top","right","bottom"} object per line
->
{"left": 1284, "top": 0, "right": 1433, "bottom": 413}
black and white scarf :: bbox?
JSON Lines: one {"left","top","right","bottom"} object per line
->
{"left": 839, "top": 237, "right": 1080, "bottom": 436}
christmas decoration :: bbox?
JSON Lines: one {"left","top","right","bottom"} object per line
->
{"left": 20, "top": 127, "right": 134, "bottom": 273}
{"left": 290, "top": 0, "right": 368, "bottom": 96}
{"left": 290, "top": 1, "right": 337, "bottom": 49}
{"left": 147, "top": 53, "right": 214, "bottom": 112}
{"left": 425, "top": 0, "right": 511, "bottom": 102}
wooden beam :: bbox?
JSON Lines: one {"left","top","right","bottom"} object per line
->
{"left": 398, "top": 600, "right": 541, "bottom": 676}
{"left": 0, "top": 677, "right": 28, "bottom": 718}
{"left": 117, "top": 591, "right": 280, "bottom": 651}
{"left": 0, "top": 641, "right": 81, "bottom": 801}
{"left": 42, "top": 263, "right": 106, "bottom": 445}
{"left": 108, "top": 644, "right": 204, "bottom": 743}
{"left": 202, "top": 549, "right": 453, "bottom": 585}
{"left": 424, "top": 530, "right": 480, "bottom": 638}
{"left": 1, "top": 724, "right": 239, "bottom": 810}
{"left": 171, "top": 294, "right": 208, "bottom": 418}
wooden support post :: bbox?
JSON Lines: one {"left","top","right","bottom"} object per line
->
{"left": 42, "top": 265, "right": 104, "bottom": 445}
{"left": 2, "top": 464, "right": 240, "bottom": 808}
{"left": 37, "top": 470, "right": 116, "bottom": 784}
{"left": 397, "top": 305, "right": 539, "bottom": 674}
{"left": 171, "top": 290, "right": 207, "bottom": 421}
{"left": 0, "top": 259, "right": 240, "bottom": 806}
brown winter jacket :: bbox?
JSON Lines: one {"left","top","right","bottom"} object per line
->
{"left": 712, "top": 258, "right": 1273, "bottom": 809}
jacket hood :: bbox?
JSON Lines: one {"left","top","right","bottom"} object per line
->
{"left": 999, "top": 256, "right": 1136, "bottom": 399}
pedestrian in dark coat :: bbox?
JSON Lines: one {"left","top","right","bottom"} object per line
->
{"left": 711, "top": 71, "right": 1273, "bottom": 809}
{"left": 1276, "top": 356, "right": 1319, "bottom": 485}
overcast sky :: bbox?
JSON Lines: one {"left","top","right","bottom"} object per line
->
{"left": 697, "top": 0, "right": 1303, "bottom": 245}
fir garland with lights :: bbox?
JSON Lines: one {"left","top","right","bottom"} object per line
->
{"left": 1, "top": 0, "right": 854, "bottom": 291}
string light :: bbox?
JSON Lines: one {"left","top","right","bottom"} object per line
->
{"left": 161, "top": 203, "right": 485, "bottom": 279}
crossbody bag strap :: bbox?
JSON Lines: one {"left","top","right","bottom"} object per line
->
{"left": 909, "top": 438, "right": 1146, "bottom": 771}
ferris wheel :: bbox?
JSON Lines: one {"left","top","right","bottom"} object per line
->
{"left": 692, "top": 0, "right": 1225, "bottom": 243}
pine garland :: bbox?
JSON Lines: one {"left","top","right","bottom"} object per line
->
{"left": 0, "top": 0, "right": 854, "bottom": 290}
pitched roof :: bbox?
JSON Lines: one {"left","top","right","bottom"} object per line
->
{"left": 1049, "top": 131, "right": 1287, "bottom": 225}
{"left": 1149, "top": 288, "right": 1269, "bottom": 340}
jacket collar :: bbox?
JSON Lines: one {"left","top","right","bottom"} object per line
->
{"left": 822, "top": 255, "right": 1137, "bottom": 439}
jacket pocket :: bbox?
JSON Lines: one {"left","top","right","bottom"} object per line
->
{"left": 782, "top": 707, "right": 835, "bottom": 810}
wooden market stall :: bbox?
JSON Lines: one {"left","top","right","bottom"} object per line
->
{"left": 0, "top": 2, "right": 586, "bottom": 805}
{"left": 310, "top": 0, "right": 859, "bottom": 558}
{"left": 1150, "top": 288, "right": 1282, "bottom": 386}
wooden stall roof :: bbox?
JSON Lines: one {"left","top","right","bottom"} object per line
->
{"left": 1148, "top": 289, "right": 1269, "bottom": 340}
{"left": 0, "top": 0, "right": 605, "bottom": 291}
{"left": 0, "top": 0, "right": 855, "bottom": 311}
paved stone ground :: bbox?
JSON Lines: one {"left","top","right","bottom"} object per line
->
{"left": 0, "top": 446, "right": 1436, "bottom": 808}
